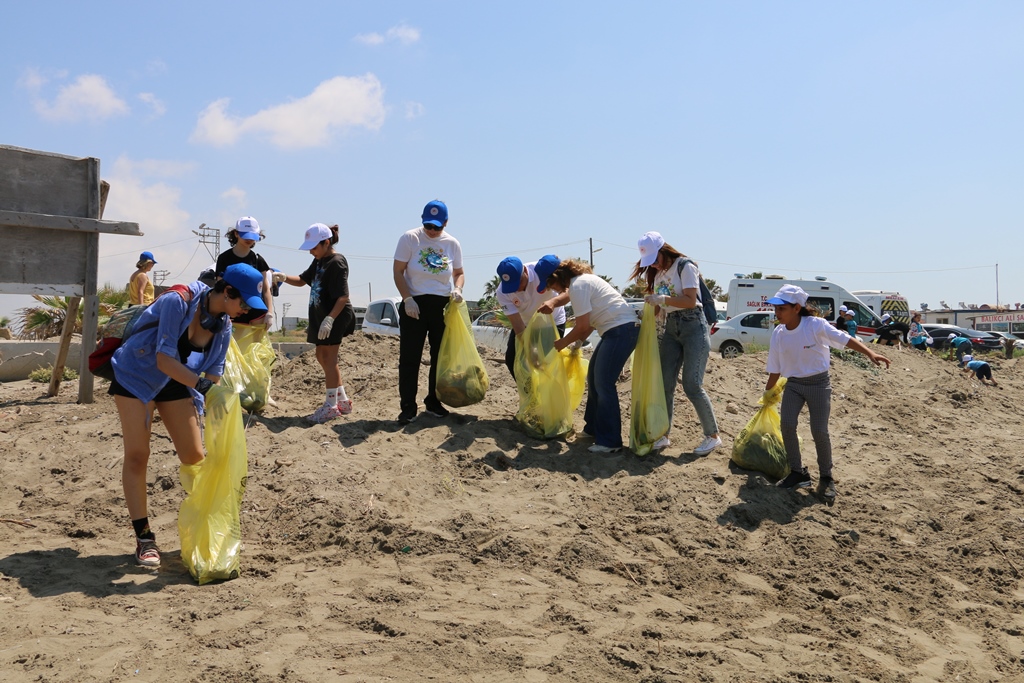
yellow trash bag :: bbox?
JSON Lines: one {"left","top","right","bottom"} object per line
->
{"left": 731, "top": 378, "right": 791, "bottom": 480}
{"left": 514, "top": 313, "right": 573, "bottom": 438}
{"left": 435, "top": 300, "right": 490, "bottom": 407}
{"left": 562, "top": 345, "right": 588, "bottom": 413}
{"left": 178, "top": 381, "right": 248, "bottom": 584}
{"left": 225, "top": 325, "right": 275, "bottom": 413}
{"left": 630, "top": 303, "right": 670, "bottom": 455}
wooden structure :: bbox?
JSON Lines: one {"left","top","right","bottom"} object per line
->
{"left": 0, "top": 145, "right": 141, "bottom": 402}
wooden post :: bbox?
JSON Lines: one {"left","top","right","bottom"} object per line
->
{"left": 48, "top": 297, "right": 80, "bottom": 397}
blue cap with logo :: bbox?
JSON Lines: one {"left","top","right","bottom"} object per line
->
{"left": 421, "top": 200, "right": 448, "bottom": 228}
{"left": 222, "top": 263, "right": 268, "bottom": 312}
{"left": 533, "top": 254, "right": 561, "bottom": 293}
{"left": 139, "top": 251, "right": 157, "bottom": 264}
{"left": 497, "top": 256, "right": 524, "bottom": 294}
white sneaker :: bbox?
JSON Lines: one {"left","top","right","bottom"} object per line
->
{"left": 588, "top": 444, "right": 622, "bottom": 454}
{"left": 693, "top": 435, "right": 722, "bottom": 456}
{"left": 652, "top": 436, "right": 671, "bottom": 451}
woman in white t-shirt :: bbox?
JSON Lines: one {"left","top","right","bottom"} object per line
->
{"left": 392, "top": 200, "right": 465, "bottom": 425}
{"left": 764, "top": 285, "right": 890, "bottom": 501}
{"left": 630, "top": 231, "right": 721, "bottom": 456}
{"left": 540, "top": 258, "right": 639, "bottom": 453}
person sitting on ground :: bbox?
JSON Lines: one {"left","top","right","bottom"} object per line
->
{"left": 960, "top": 354, "right": 998, "bottom": 386}
{"left": 947, "top": 333, "right": 974, "bottom": 363}
{"left": 907, "top": 313, "right": 931, "bottom": 351}
{"left": 874, "top": 313, "right": 910, "bottom": 347}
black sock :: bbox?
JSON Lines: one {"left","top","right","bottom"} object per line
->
{"left": 131, "top": 517, "right": 155, "bottom": 540}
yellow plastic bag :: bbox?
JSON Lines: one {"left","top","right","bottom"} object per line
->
{"left": 730, "top": 378, "right": 791, "bottom": 480}
{"left": 435, "top": 300, "right": 490, "bottom": 407}
{"left": 223, "top": 327, "right": 275, "bottom": 412}
{"left": 178, "top": 381, "right": 248, "bottom": 584}
{"left": 563, "top": 346, "right": 588, "bottom": 413}
{"left": 514, "top": 313, "right": 573, "bottom": 438}
{"left": 630, "top": 303, "right": 670, "bottom": 455}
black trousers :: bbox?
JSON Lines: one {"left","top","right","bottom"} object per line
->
{"left": 505, "top": 322, "right": 566, "bottom": 379}
{"left": 398, "top": 294, "right": 449, "bottom": 413}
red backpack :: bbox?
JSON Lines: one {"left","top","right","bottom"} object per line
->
{"left": 88, "top": 285, "right": 192, "bottom": 381}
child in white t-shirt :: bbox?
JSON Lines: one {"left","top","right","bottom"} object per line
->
{"left": 765, "top": 285, "right": 890, "bottom": 501}
{"left": 495, "top": 254, "right": 569, "bottom": 378}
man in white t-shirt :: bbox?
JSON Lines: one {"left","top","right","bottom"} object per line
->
{"left": 392, "top": 200, "right": 465, "bottom": 424}
{"left": 495, "top": 255, "right": 570, "bottom": 378}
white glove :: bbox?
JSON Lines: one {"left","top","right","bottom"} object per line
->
{"left": 451, "top": 287, "right": 464, "bottom": 303}
{"left": 272, "top": 272, "right": 288, "bottom": 284}
{"left": 403, "top": 297, "right": 420, "bottom": 319}
{"left": 318, "top": 315, "right": 334, "bottom": 340}
{"left": 645, "top": 294, "right": 667, "bottom": 306}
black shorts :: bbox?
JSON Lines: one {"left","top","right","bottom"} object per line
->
{"left": 109, "top": 376, "right": 192, "bottom": 402}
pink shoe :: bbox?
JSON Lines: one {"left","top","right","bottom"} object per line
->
{"left": 307, "top": 403, "right": 343, "bottom": 424}
{"left": 337, "top": 399, "right": 353, "bottom": 415}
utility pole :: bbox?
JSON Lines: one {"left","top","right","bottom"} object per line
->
{"left": 191, "top": 223, "right": 221, "bottom": 263}
{"left": 152, "top": 269, "right": 170, "bottom": 286}
{"left": 369, "top": 282, "right": 372, "bottom": 302}
{"left": 281, "top": 302, "right": 291, "bottom": 331}
{"left": 588, "top": 238, "right": 602, "bottom": 268}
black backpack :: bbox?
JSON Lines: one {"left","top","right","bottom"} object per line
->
{"left": 677, "top": 258, "right": 718, "bottom": 326}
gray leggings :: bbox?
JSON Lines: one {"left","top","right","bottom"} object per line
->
{"left": 779, "top": 372, "right": 833, "bottom": 479}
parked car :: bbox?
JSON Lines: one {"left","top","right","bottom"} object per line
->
{"left": 709, "top": 311, "right": 775, "bottom": 358}
{"left": 984, "top": 330, "right": 1024, "bottom": 350}
{"left": 361, "top": 297, "right": 402, "bottom": 336}
{"left": 920, "top": 324, "right": 1002, "bottom": 352}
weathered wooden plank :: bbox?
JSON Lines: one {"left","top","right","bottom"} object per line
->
{"left": 0, "top": 209, "right": 140, "bottom": 236}
{"left": 49, "top": 297, "right": 80, "bottom": 397}
{"left": 0, "top": 145, "right": 93, "bottom": 216}
{"left": 0, "top": 226, "right": 88, "bottom": 291}
{"left": 0, "top": 282, "right": 84, "bottom": 296}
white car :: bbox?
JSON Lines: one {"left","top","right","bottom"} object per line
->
{"left": 709, "top": 311, "right": 775, "bottom": 358}
{"left": 361, "top": 297, "right": 402, "bottom": 336}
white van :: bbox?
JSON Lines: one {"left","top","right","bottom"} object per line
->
{"left": 851, "top": 290, "right": 910, "bottom": 324}
{"left": 726, "top": 276, "right": 884, "bottom": 337}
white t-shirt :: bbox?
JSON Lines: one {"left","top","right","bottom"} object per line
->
{"left": 393, "top": 227, "right": 463, "bottom": 297}
{"left": 652, "top": 257, "right": 701, "bottom": 313}
{"left": 496, "top": 261, "right": 566, "bottom": 325}
{"left": 568, "top": 274, "right": 638, "bottom": 336}
{"left": 766, "top": 316, "right": 852, "bottom": 378}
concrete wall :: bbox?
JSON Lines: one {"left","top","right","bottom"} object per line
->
{"left": 0, "top": 339, "right": 81, "bottom": 381}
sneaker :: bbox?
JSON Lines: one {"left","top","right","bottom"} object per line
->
{"left": 135, "top": 537, "right": 161, "bottom": 568}
{"left": 588, "top": 444, "right": 622, "bottom": 454}
{"left": 397, "top": 409, "right": 417, "bottom": 425}
{"left": 307, "top": 403, "right": 343, "bottom": 424}
{"left": 818, "top": 476, "right": 837, "bottom": 501}
{"left": 424, "top": 404, "right": 450, "bottom": 418}
{"left": 778, "top": 467, "right": 812, "bottom": 489}
{"left": 337, "top": 399, "right": 353, "bottom": 415}
{"left": 693, "top": 435, "right": 723, "bottom": 456}
{"left": 652, "top": 436, "right": 671, "bottom": 451}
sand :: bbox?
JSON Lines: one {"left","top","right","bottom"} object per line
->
{"left": 1, "top": 334, "right": 1023, "bottom": 682}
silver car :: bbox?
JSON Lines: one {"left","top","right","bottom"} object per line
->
{"left": 709, "top": 311, "right": 775, "bottom": 358}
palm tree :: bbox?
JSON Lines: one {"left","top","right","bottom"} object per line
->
{"left": 14, "top": 283, "right": 136, "bottom": 339}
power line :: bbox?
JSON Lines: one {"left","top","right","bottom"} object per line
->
{"left": 99, "top": 237, "right": 195, "bottom": 259}
{"left": 168, "top": 243, "right": 204, "bottom": 281}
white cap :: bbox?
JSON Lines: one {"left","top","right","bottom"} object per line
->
{"left": 948, "top": 333, "right": 957, "bottom": 340}
{"left": 637, "top": 231, "right": 666, "bottom": 268}
{"left": 766, "top": 284, "right": 809, "bottom": 307}
{"left": 881, "top": 313, "right": 892, "bottom": 322}
{"left": 299, "top": 223, "right": 332, "bottom": 250}
{"left": 962, "top": 354, "right": 973, "bottom": 363}
{"left": 234, "top": 216, "right": 262, "bottom": 241}
{"left": 838, "top": 305, "right": 848, "bottom": 313}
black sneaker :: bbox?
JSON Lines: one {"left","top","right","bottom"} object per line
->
{"left": 397, "top": 409, "right": 417, "bottom": 425}
{"left": 818, "top": 477, "right": 837, "bottom": 501}
{"left": 424, "top": 404, "right": 449, "bottom": 418}
{"left": 777, "top": 467, "right": 812, "bottom": 489}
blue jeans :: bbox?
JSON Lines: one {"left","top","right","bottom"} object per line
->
{"left": 660, "top": 309, "right": 719, "bottom": 438}
{"left": 584, "top": 321, "right": 640, "bottom": 448}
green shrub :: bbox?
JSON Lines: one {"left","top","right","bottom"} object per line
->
{"left": 28, "top": 365, "right": 79, "bottom": 383}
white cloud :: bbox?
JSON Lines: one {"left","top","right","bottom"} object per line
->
{"left": 190, "top": 74, "right": 387, "bottom": 149}
{"left": 221, "top": 187, "right": 247, "bottom": 208}
{"left": 29, "top": 73, "right": 129, "bottom": 123}
{"left": 355, "top": 23, "right": 420, "bottom": 46}
{"left": 404, "top": 101, "right": 426, "bottom": 119}
{"left": 138, "top": 92, "right": 166, "bottom": 118}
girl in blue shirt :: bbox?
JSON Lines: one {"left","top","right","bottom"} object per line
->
{"left": 111, "top": 264, "right": 266, "bottom": 568}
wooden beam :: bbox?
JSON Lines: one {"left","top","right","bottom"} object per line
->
{"left": 49, "top": 297, "right": 80, "bottom": 397}
{"left": 0, "top": 209, "right": 140, "bottom": 236}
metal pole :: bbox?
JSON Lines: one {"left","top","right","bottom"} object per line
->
{"left": 589, "top": 238, "right": 594, "bottom": 267}
{"left": 996, "top": 263, "right": 999, "bottom": 309}
{"left": 369, "top": 282, "right": 372, "bottom": 302}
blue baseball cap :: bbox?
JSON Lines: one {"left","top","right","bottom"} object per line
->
{"left": 139, "top": 251, "right": 157, "bottom": 264}
{"left": 534, "top": 254, "right": 561, "bottom": 293}
{"left": 421, "top": 200, "right": 448, "bottom": 228}
{"left": 497, "top": 256, "right": 524, "bottom": 294}
{"left": 222, "top": 263, "right": 268, "bottom": 312}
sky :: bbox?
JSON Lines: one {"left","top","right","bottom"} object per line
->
{"left": 2, "top": 1, "right": 1023, "bottom": 329}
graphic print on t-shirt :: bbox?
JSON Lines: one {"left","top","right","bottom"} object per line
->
{"left": 654, "top": 281, "right": 676, "bottom": 297}
{"left": 311, "top": 264, "right": 326, "bottom": 309}
{"left": 418, "top": 248, "right": 451, "bottom": 274}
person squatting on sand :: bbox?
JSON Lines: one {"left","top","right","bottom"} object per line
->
{"left": 908, "top": 312, "right": 931, "bottom": 351}
{"left": 874, "top": 313, "right": 910, "bottom": 347}
{"left": 960, "top": 354, "right": 998, "bottom": 386}
{"left": 274, "top": 223, "right": 357, "bottom": 424}
{"left": 495, "top": 254, "right": 569, "bottom": 379}
{"left": 110, "top": 264, "right": 267, "bottom": 567}
{"left": 764, "top": 285, "right": 891, "bottom": 501}
{"left": 542, "top": 257, "right": 640, "bottom": 453}
{"left": 393, "top": 200, "right": 465, "bottom": 425}
{"left": 215, "top": 216, "right": 277, "bottom": 330}
{"left": 948, "top": 333, "right": 974, "bottom": 364}
{"left": 630, "top": 231, "right": 722, "bottom": 456}
{"left": 128, "top": 251, "right": 157, "bottom": 306}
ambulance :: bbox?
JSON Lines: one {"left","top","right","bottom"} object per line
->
{"left": 726, "top": 276, "right": 884, "bottom": 338}
{"left": 851, "top": 290, "right": 910, "bottom": 324}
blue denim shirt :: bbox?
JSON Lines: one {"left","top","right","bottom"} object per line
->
{"left": 110, "top": 281, "right": 231, "bottom": 404}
